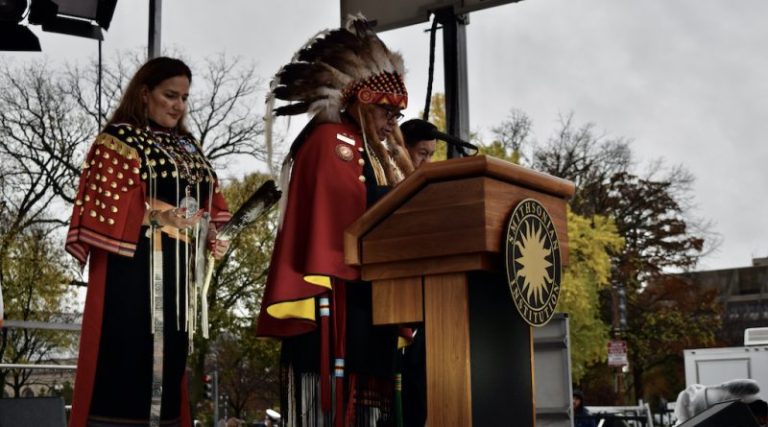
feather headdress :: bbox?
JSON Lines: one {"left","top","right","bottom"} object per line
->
{"left": 267, "top": 15, "right": 414, "bottom": 228}
{"left": 269, "top": 14, "right": 408, "bottom": 123}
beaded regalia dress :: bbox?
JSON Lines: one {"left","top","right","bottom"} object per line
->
{"left": 66, "top": 122, "right": 230, "bottom": 427}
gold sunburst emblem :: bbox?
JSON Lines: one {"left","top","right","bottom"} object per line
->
{"left": 505, "top": 199, "right": 561, "bottom": 327}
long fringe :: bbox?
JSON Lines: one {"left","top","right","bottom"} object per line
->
{"left": 282, "top": 363, "right": 394, "bottom": 427}
{"left": 350, "top": 374, "right": 394, "bottom": 427}
{"left": 264, "top": 94, "right": 277, "bottom": 178}
{"left": 277, "top": 155, "right": 294, "bottom": 230}
{"left": 388, "top": 126, "right": 415, "bottom": 181}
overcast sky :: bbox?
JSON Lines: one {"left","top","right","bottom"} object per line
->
{"left": 5, "top": 0, "right": 768, "bottom": 272}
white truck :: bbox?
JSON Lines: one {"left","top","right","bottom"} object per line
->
{"left": 683, "top": 327, "right": 768, "bottom": 391}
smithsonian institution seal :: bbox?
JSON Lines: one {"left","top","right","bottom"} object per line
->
{"left": 505, "top": 198, "right": 562, "bottom": 327}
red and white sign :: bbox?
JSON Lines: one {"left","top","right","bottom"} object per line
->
{"left": 608, "top": 339, "right": 628, "bottom": 367}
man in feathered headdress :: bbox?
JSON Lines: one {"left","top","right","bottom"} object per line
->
{"left": 256, "top": 15, "right": 415, "bottom": 427}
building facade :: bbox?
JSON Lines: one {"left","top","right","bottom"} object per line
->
{"left": 681, "top": 257, "right": 768, "bottom": 345}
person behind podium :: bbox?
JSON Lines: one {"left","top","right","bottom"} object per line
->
{"left": 400, "top": 118, "right": 437, "bottom": 169}
{"left": 256, "top": 15, "right": 415, "bottom": 426}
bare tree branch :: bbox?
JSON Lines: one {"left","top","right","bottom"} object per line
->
{"left": 187, "top": 54, "right": 266, "bottom": 165}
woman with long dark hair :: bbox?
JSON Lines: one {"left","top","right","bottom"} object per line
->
{"left": 66, "top": 57, "right": 230, "bottom": 427}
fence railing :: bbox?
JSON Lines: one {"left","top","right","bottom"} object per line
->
{"left": 583, "top": 402, "right": 678, "bottom": 427}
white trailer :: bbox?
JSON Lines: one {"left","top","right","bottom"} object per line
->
{"left": 683, "top": 328, "right": 768, "bottom": 391}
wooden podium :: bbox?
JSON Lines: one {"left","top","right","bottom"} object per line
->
{"left": 345, "top": 155, "right": 574, "bottom": 426}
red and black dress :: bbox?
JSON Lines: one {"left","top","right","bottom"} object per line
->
{"left": 66, "top": 122, "right": 230, "bottom": 427}
{"left": 257, "top": 119, "right": 399, "bottom": 427}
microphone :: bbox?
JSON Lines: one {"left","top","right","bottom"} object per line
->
{"left": 400, "top": 118, "right": 479, "bottom": 156}
{"left": 431, "top": 129, "right": 479, "bottom": 154}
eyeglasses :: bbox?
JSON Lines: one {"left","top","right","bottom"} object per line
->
{"left": 375, "top": 105, "right": 404, "bottom": 122}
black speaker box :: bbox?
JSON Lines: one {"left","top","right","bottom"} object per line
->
{"left": 679, "top": 399, "right": 759, "bottom": 427}
{"left": 0, "top": 397, "right": 66, "bottom": 427}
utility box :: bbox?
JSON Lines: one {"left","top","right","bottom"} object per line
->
{"left": 745, "top": 327, "right": 768, "bottom": 346}
{"left": 683, "top": 345, "right": 768, "bottom": 388}
{"left": 534, "top": 313, "right": 574, "bottom": 427}
{"left": 0, "top": 397, "right": 66, "bottom": 427}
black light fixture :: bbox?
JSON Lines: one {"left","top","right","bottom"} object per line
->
{"left": 0, "top": 0, "right": 118, "bottom": 50}
{"left": 30, "top": 0, "right": 118, "bottom": 41}
{"left": 58, "top": 0, "right": 117, "bottom": 30}
{"left": 0, "top": 0, "right": 42, "bottom": 51}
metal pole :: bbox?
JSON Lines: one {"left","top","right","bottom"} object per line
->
{"left": 0, "top": 364, "right": 77, "bottom": 370}
{"left": 2, "top": 320, "right": 82, "bottom": 331}
{"left": 611, "top": 281, "right": 627, "bottom": 405}
{"left": 223, "top": 394, "right": 228, "bottom": 420}
{"left": 148, "top": 0, "right": 162, "bottom": 59}
{"left": 98, "top": 38, "right": 103, "bottom": 127}
{"left": 436, "top": 8, "right": 470, "bottom": 159}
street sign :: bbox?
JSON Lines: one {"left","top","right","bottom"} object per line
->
{"left": 608, "top": 339, "right": 628, "bottom": 367}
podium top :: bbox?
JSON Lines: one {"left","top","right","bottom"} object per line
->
{"left": 345, "top": 155, "right": 575, "bottom": 266}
